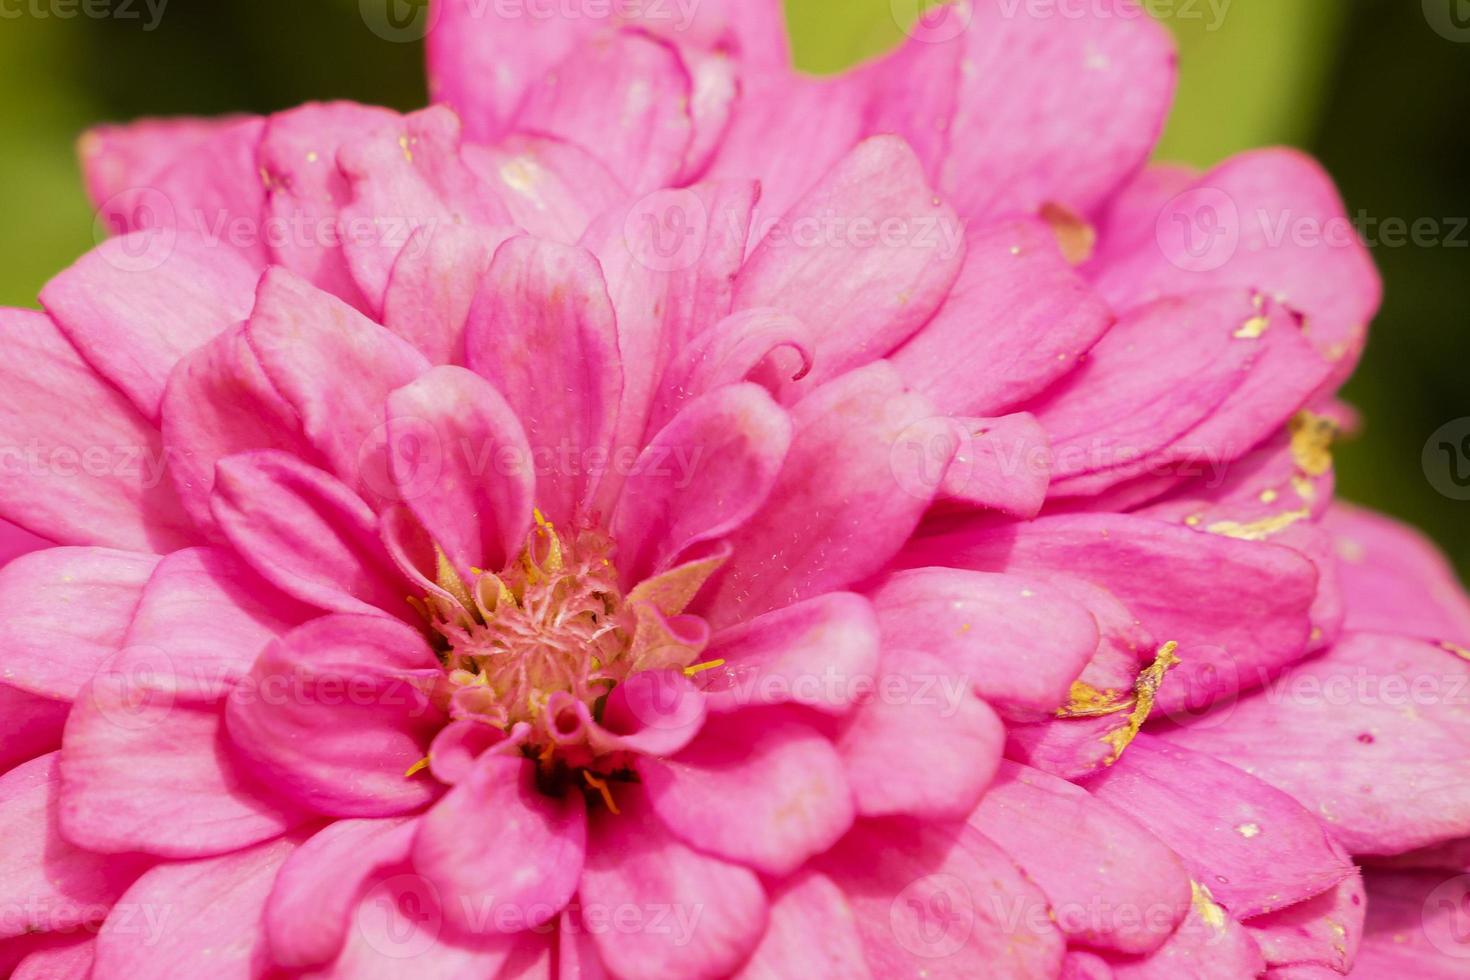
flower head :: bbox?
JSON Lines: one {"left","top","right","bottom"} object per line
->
{"left": 0, "top": 1, "right": 1466, "bottom": 978}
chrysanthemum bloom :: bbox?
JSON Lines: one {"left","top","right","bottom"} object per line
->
{"left": 1, "top": 1, "right": 1467, "bottom": 977}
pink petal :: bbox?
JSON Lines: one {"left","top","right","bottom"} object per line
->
{"left": 1090, "top": 149, "right": 1382, "bottom": 383}
{"left": 463, "top": 237, "right": 623, "bottom": 525}
{"left": 903, "top": 513, "right": 1319, "bottom": 717}
{"left": 0, "top": 754, "right": 150, "bottom": 941}
{"left": 338, "top": 106, "right": 511, "bottom": 310}
{"left": 386, "top": 365, "right": 535, "bottom": 577}
{"left": 817, "top": 819, "right": 1066, "bottom": 977}
{"left": 1030, "top": 289, "right": 1262, "bottom": 488}
{"left": 1351, "top": 870, "right": 1470, "bottom": 979}
{"left": 578, "top": 794, "right": 767, "bottom": 980}
{"left": 266, "top": 816, "right": 417, "bottom": 969}
{"left": 612, "top": 383, "right": 792, "bottom": 584}
{"left": 890, "top": 220, "right": 1113, "bottom": 417}
{"left": 0, "top": 547, "right": 157, "bottom": 701}
{"left": 11, "top": 936, "right": 94, "bottom": 980}
{"left": 678, "top": 46, "right": 739, "bottom": 183}
{"left": 836, "top": 648, "right": 1004, "bottom": 820}
{"left": 0, "top": 309, "right": 197, "bottom": 552}
{"left": 1324, "top": 503, "right": 1470, "bottom": 645}
{"left": 464, "top": 135, "right": 628, "bottom": 244}
{"left": 642, "top": 710, "right": 854, "bottom": 876}
{"left": 60, "top": 694, "right": 302, "bottom": 858}
{"left": 1244, "top": 872, "right": 1364, "bottom": 975}
{"left": 1162, "top": 633, "right": 1470, "bottom": 856}
{"left": 700, "top": 592, "right": 880, "bottom": 715}
{"left": 1103, "top": 881, "right": 1266, "bottom": 980}
{"left": 245, "top": 267, "right": 430, "bottom": 504}
{"left": 596, "top": 669, "right": 708, "bottom": 758}
{"left": 258, "top": 101, "right": 401, "bottom": 310}
{"left": 381, "top": 224, "right": 520, "bottom": 366}
{"left": 869, "top": 567, "right": 1097, "bottom": 716}
{"left": 733, "top": 136, "right": 964, "bottom": 389}
{"left": 91, "top": 117, "right": 271, "bottom": 267}
{"left": 581, "top": 179, "right": 759, "bottom": 452}
{"left": 1084, "top": 736, "right": 1356, "bottom": 918}
{"left": 700, "top": 363, "right": 940, "bottom": 627}
{"left": 212, "top": 452, "right": 411, "bottom": 619}
{"left": 415, "top": 754, "right": 586, "bottom": 933}
{"left": 0, "top": 518, "right": 46, "bottom": 568}
{"left": 707, "top": 73, "right": 866, "bottom": 224}
{"left": 936, "top": 0, "right": 1177, "bottom": 223}
{"left": 80, "top": 114, "right": 251, "bottom": 212}
{"left": 733, "top": 872, "right": 871, "bottom": 979}
{"left": 0, "top": 685, "right": 68, "bottom": 773}
{"left": 93, "top": 836, "right": 296, "bottom": 980}
{"left": 161, "top": 322, "right": 323, "bottom": 539}
{"left": 39, "top": 232, "right": 259, "bottom": 419}
{"left": 937, "top": 413, "right": 1053, "bottom": 518}
{"left": 224, "top": 614, "right": 444, "bottom": 817}
{"left": 517, "top": 30, "right": 692, "bottom": 193}
{"left": 971, "top": 761, "right": 1192, "bottom": 954}
{"left": 648, "top": 308, "right": 812, "bottom": 435}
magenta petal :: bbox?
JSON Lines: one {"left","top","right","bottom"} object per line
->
{"left": 381, "top": 224, "right": 519, "bottom": 366}
{"left": 1085, "top": 736, "right": 1356, "bottom": 918}
{"left": 891, "top": 220, "right": 1113, "bottom": 417}
{"left": 818, "top": 819, "right": 1066, "bottom": 977}
{"left": 1103, "top": 883, "right": 1266, "bottom": 980}
{"left": 415, "top": 754, "right": 586, "bottom": 933}
{"left": 0, "top": 754, "right": 150, "bottom": 941}
{"left": 870, "top": 567, "right": 1097, "bottom": 715}
{"left": 338, "top": 106, "right": 512, "bottom": 310}
{"left": 701, "top": 363, "right": 939, "bottom": 627}
{"left": 1325, "top": 503, "right": 1470, "bottom": 644}
{"left": 465, "top": 135, "right": 628, "bottom": 244}
{"left": 40, "top": 233, "right": 259, "bottom": 419}
{"left": 579, "top": 794, "right": 767, "bottom": 980}
{"left": 464, "top": 237, "right": 623, "bottom": 525}
{"left": 265, "top": 816, "right": 417, "bottom": 969}
{"left": 11, "top": 937, "right": 94, "bottom": 980}
{"left": 386, "top": 365, "right": 535, "bottom": 577}
{"left": 1163, "top": 632, "right": 1470, "bottom": 856}
{"left": 733, "top": 872, "right": 871, "bottom": 979}
{"left": 1351, "top": 870, "right": 1470, "bottom": 979}
{"left": 60, "top": 694, "right": 302, "bottom": 859}
{"left": 937, "top": 413, "right": 1053, "bottom": 519}
{"left": 1091, "top": 149, "right": 1382, "bottom": 383}
{"left": 0, "top": 547, "right": 157, "bottom": 701}
{"left": 701, "top": 592, "right": 880, "bottom": 716}
{"left": 162, "top": 322, "right": 324, "bottom": 539}
{"left": 93, "top": 836, "right": 296, "bottom": 980}
{"left": 224, "top": 615, "right": 444, "bottom": 817}
{"left": 0, "top": 685, "right": 68, "bottom": 773}
{"left": 612, "top": 383, "right": 792, "bottom": 585}
{"left": 80, "top": 114, "right": 249, "bottom": 212}
{"left": 517, "top": 30, "right": 693, "bottom": 193}
{"left": 643, "top": 711, "right": 854, "bottom": 876}
{"left": 258, "top": 100, "right": 400, "bottom": 310}
{"left": 212, "top": 452, "right": 411, "bottom": 619}
{"left": 904, "top": 513, "right": 1319, "bottom": 717}
{"left": 598, "top": 669, "right": 708, "bottom": 758}
{"left": 245, "top": 267, "right": 430, "bottom": 503}
{"left": 0, "top": 309, "right": 197, "bottom": 552}
{"left": 734, "top": 136, "right": 964, "bottom": 389}
{"left": 1244, "top": 872, "right": 1364, "bottom": 975}
{"left": 938, "top": 0, "right": 1176, "bottom": 223}
{"left": 837, "top": 648, "right": 1004, "bottom": 820}
{"left": 971, "top": 761, "right": 1192, "bottom": 954}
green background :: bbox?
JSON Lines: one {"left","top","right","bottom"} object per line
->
{"left": 1, "top": 0, "right": 1465, "bottom": 575}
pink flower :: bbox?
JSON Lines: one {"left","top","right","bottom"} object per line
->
{"left": 0, "top": 1, "right": 1466, "bottom": 978}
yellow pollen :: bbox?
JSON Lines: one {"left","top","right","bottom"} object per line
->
{"left": 404, "top": 756, "right": 431, "bottom": 778}
{"left": 683, "top": 659, "right": 727, "bottom": 677}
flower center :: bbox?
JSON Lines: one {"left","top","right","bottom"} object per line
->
{"left": 426, "top": 513, "right": 635, "bottom": 757}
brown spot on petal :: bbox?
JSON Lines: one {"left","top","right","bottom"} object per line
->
{"left": 1040, "top": 201, "right": 1097, "bottom": 266}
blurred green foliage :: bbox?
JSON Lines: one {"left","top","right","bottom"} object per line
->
{"left": 0, "top": 0, "right": 1464, "bottom": 574}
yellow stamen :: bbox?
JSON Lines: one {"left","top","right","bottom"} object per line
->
{"left": 583, "top": 771, "right": 620, "bottom": 814}
{"left": 404, "top": 756, "right": 431, "bottom": 778}
{"left": 683, "top": 659, "right": 727, "bottom": 678}
{"left": 1096, "top": 642, "right": 1182, "bottom": 765}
